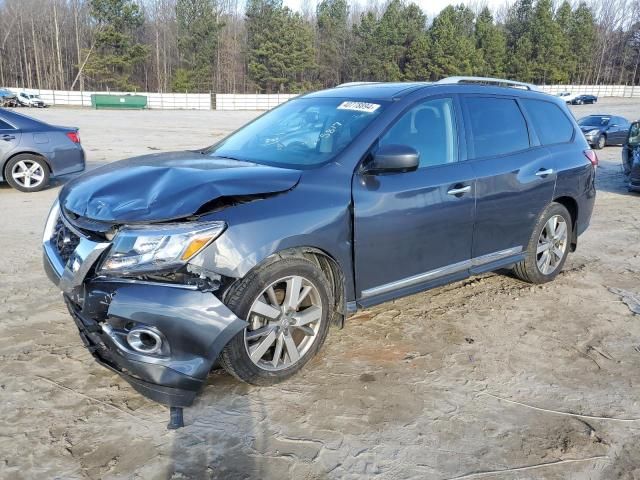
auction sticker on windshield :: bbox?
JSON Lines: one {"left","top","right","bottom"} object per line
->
{"left": 337, "top": 101, "right": 381, "bottom": 113}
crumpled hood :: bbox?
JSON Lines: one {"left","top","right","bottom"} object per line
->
{"left": 59, "top": 151, "right": 301, "bottom": 222}
{"left": 580, "top": 125, "right": 602, "bottom": 133}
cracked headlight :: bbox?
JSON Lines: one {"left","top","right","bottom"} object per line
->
{"left": 99, "top": 221, "right": 226, "bottom": 274}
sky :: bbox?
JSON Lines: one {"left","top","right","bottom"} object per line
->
{"left": 282, "top": 0, "right": 515, "bottom": 17}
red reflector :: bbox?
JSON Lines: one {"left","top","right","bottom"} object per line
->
{"left": 584, "top": 149, "right": 598, "bottom": 167}
{"left": 66, "top": 131, "right": 80, "bottom": 144}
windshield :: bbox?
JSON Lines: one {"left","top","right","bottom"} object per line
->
{"left": 579, "top": 116, "right": 609, "bottom": 127}
{"left": 206, "top": 97, "right": 386, "bottom": 169}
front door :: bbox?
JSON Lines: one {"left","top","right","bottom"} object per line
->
{"left": 352, "top": 96, "right": 476, "bottom": 306}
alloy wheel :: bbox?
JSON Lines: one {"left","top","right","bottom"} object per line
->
{"left": 244, "top": 275, "right": 322, "bottom": 371}
{"left": 536, "top": 215, "right": 568, "bottom": 275}
{"left": 11, "top": 160, "right": 45, "bottom": 189}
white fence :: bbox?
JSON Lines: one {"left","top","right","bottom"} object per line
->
{"left": 215, "top": 93, "right": 299, "bottom": 111}
{"left": 7, "top": 88, "right": 212, "bottom": 110}
{"left": 538, "top": 84, "right": 640, "bottom": 98}
{"left": 7, "top": 85, "right": 639, "bottom": 111}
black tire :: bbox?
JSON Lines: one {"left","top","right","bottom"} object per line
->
{"left": 513, "top": 202, "right": 573, "bottom": 284}
{"left": 4, "top": 154, "right": 50, "bottom": 192}
{"left": 219, "top": 255, "right": 333, "bottom": 385}
{"left": 595, "top": 134, "right": 606, "bottom": 150}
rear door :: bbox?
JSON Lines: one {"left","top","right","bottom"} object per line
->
{"left": 352, "top": 95, "right": 476, "bottom": 305}
{"left": 461, "top": 95, "right": 556, "bottom": 267}
{"left": 0, "top": 117, "right": 21, "bottom": 166}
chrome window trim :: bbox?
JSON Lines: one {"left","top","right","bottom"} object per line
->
{"left": 361, "top": 246, "right": 522, "bottom": 299}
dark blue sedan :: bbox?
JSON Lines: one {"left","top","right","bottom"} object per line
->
{"left": 0, "top": 108, "right": 85, "bottom": 192}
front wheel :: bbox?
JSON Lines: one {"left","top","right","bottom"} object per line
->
{"left": 513, "top": 203, "right": 572, "bottom": 284}
{"left": 595, "top": 134, "right": 606, "bottom": 150}
{"left": 220, "top": 256, "right": 333, "bottom": 385}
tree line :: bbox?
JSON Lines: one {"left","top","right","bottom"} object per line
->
{"left": 0, "top": 0, "right": 638, "bottom": 94}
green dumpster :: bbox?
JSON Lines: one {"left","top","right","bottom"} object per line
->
{"left": 91, "top": 94, "right": 147, "bottom": 110}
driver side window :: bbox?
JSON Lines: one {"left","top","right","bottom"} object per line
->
{"left": 379, "top": 97, "right": 458, "bottom": 168}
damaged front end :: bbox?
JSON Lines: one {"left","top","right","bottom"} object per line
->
{"left": 42, "top": 200, "right": 247, "bottom": 409}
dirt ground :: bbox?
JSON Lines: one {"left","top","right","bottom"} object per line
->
{"left": 1, "top": 98, "right": 640, "bottom": 480}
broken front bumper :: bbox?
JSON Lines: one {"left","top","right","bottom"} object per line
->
{"left": 42, "top": 203, "right": 247, "bottom": 406}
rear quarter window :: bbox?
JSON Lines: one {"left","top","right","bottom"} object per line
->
{"left": 463, "top": 97, "right": 530, "bottom": 158}
{"left": 522, "top": 99, "right": 574, "bottom": 145}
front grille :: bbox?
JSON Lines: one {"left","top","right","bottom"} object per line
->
{"left": 53, "top": 217, "right": 81, "bottom": 265}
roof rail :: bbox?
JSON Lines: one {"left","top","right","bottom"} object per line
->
{"left": 335, "top": 82, "right": 380, "bottom": 88}
{"left": 437, "top": 76, "right": 540, "bottom": 91}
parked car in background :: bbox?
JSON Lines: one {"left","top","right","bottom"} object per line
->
{"left": 0, "top": 88, "right": 17, "bottom": 107}
{"left": 570, "top": 94, "right": 598, "bottom": 105}
{"left": 0, "top": 108, "right": 85, "bottom": 192}
{"left": 42, "top": 77, "right": 596, "bottom": 420}
{"left": 17, "top": 92, "right": 46, "bottom": 108}
{"left": 623, "top": 120, "right": 640, "bottom": 192}
{"left": 578, "top": 114, "right": 631, "bottom": 149}
{"left": 557, "top": 92, "right": 579, "bottom": 103}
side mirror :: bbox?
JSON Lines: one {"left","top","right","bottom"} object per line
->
{"left": 365, "top": 144, "right": 419, "bottom": 174}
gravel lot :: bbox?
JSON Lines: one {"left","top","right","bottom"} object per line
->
{"left": 1, "top": 98, "right": 640, "bottom": 479}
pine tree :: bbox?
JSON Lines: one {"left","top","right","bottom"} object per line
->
{"left": 474, "top": 7, "right": 507, "bottom": 77}
{"left": 530, "top": 0, "right": 566, "bottom": 83}
{"left": 555, "top": 1, "right": 575, "bottom": 83}
{"left": 84, "top": 0, "right": 149, "bottom": 90}
{"left": 375, "top": 1, "right": 426, "bottom": 81}
{"left": 404, "top": 32, "right": 431, "bottom": 81}
{"left": 173, "top": 0, "right": 222, "bottom": 92}
{"left": 505, "top": 0, "right": 534, "bottom": 82}
{"left": 428, "top": 5, "right": 477, "bottom": 79}
{"left": 351, "top": 11, "right": 381, "bottom": 81}
{"left": 246, "top": 0, "right": 317, "bottom": 92}
{"left": 316, "top": 0, "right": 349, "bottom": 88}
{"left": 570, "top": 2, "right": 597, "bottom": 84}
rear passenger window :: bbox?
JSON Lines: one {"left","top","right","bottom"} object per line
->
{"left": 0, "top": 119, "right": 13, "bottom": 129}
{"left": 522, "top": 99, "right": 573, "bottom": 145}
{"left": 464, "top": 97, "right": 529, "bottom": 158}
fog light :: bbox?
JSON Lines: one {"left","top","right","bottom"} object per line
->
{"left": 126, "top": 328, "right": 163, "bottom": 355}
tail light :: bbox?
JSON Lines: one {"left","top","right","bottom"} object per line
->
{"left": 66, "top": 131, "right": 80, "bottom": 144}
{"left": 584, "top": 149, "right": 598, "bottom": 167}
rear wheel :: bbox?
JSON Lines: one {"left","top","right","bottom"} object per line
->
{"left": 513, "top": 203, "right": 572, "bottom": 284}
{"left": 4, "top": 154, "right": 49, "bottom": 192}
{"left": 220, "top": 256, "right": 333, "bottom": 385}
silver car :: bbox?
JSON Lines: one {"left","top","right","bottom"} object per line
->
{"left": 0, "top": 108, "right": 85, "bottom": 192}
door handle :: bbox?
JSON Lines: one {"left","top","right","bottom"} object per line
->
{"left": 447, "top": 185, "right": 471, "bottom": 196}
{"left": 535, "top": 168, "right": 554, "bottom": 177}
{"left": 1, "top": 134, "right": 15, "bottom": 141}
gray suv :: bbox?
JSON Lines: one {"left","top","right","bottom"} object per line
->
{"left": 43, "top": 77, "right": 597, "bottom": 426}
